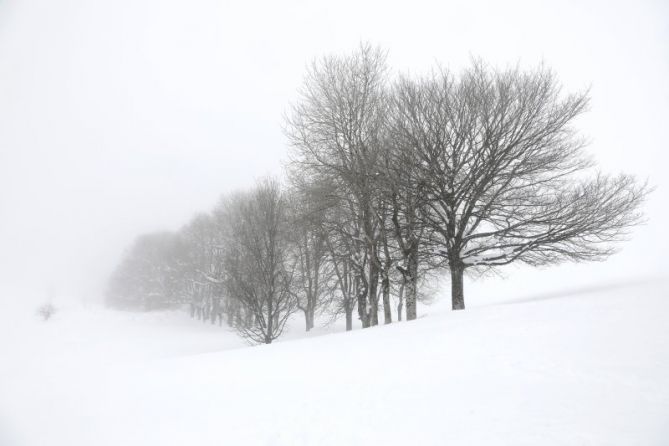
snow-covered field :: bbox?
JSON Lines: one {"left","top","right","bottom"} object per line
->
{"left": 1, "top": 279, "right": 668, "bottom": 445}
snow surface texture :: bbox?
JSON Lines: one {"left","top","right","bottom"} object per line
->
{"left": 1, "top": 279, "right": 668, "bottom": 445}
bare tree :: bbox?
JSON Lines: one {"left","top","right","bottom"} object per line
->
{"left": 285, "top": 43, "right": 389, "bottom": 327}
{"left": 326, "top": 242, "right": 359, "bottom": 330}
{"left": 286, "top": 189, "right": 335, "bottom": 331}
{"left": 376, "top": 136, "right": 431, "bottom": 321}
{"left": 392, "top": 62, "right": 648, "bottom": 310}
{"left": 374, "top": 193, "right": 399, "bottom": 324}
{"left": 178, "top": 214, "right": 219, "bottom": 320}
{"left": 289, "top": 172, "right": 360, "bottom": 330}
{"left": 220, "top": 179, "right": 297, "bottom": 344}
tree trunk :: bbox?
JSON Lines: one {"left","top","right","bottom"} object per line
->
{"left": 405, "top": 280, "right": 417, "bottom": 320}
{"left": 382, "top": 274, "right": 392, "bottom": 324}
{"left": 368, "top": 259, "right": 380, "bottom": 326}
{"left": 202, "top": 301, "right": 209, "bottom": 323}
{"left": 345, "top": 304, "right": 353, "bottom": 331}
{"left": 405, "top": 252, "right": 418, "bottom": 320}
{"left": 304, "top": 309, "right": 314, "bottom": 331}
{"left": 356, "top": 275, "right": 370, "bottom": 328}
{"left": 397, "top": 283, "right": 404, "bottom": 321}
{"left": 450, "top": 265, "right": 465, "bottom": 310}
{"left": 267, "top": 300, "right": 274, "bottom": 341}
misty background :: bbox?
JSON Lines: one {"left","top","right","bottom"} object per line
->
{"left": 1, "top": 0, "right": 667, "bottom": 308}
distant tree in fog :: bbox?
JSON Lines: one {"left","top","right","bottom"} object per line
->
{"left": 106, "top": 232, "right": 184, "bottom": 310}
{"left": 177, "top": 214, "right": 221, "bottom": 321}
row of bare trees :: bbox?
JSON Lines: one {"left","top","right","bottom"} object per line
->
{"left": 106, "top": 177, "right": 426, "bottom": 343}
{"left": 107, "top": 44, "right": 648, "bottom": 343}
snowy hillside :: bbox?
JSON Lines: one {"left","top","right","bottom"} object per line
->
{"left": 1, "top": 279, "right": 668, "bottom": 445}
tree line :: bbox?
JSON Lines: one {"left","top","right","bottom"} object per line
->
{"left": 106, "top": 44, "right": 648, "bottom": 344}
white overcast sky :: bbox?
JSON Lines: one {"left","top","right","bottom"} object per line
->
{"left": 0, "top": 0, "right": 667, "bottom": 305}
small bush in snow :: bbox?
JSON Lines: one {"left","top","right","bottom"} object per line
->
{"left": 36, "top": 303, "right": 56, "bottom": 321}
